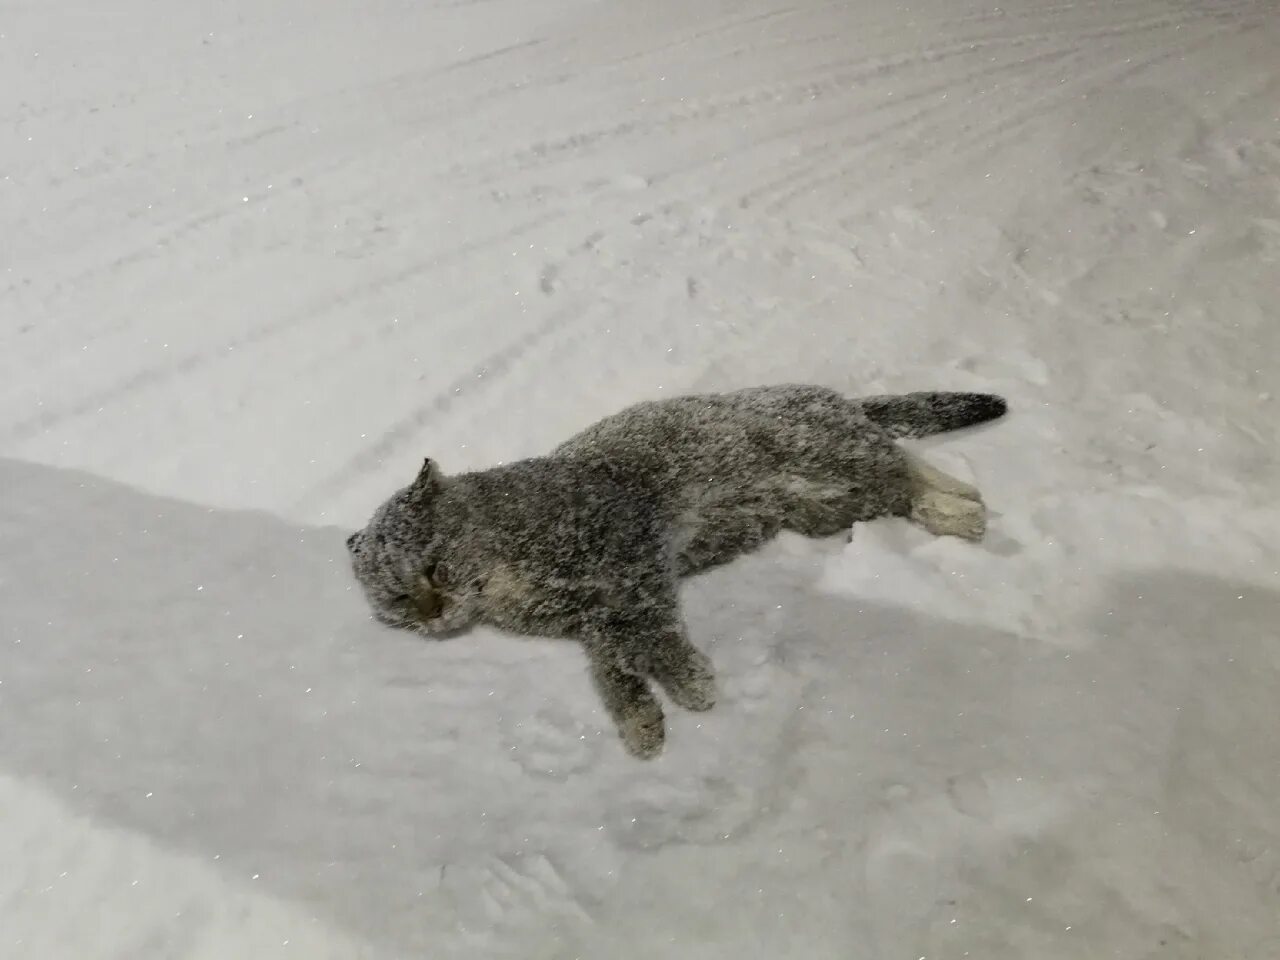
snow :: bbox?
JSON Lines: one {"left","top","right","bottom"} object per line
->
{"left": 2, "top": 0, "right": 1278, "bottom": 956}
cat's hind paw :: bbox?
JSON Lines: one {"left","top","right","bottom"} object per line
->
{"left": 619, "top": 699, "right": 666, "bottom": 759}
{"left": 909, "top": 489, "right": 987, "bottom": 541}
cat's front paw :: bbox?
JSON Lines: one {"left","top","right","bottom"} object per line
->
{"left": 619, "top": 699, "right": 666, "bottom": 759}
{"left": 664, "top": 651, "right": 717, "bottom": 712}
{"left": 672, "top": 678, "right": 717, "bottom": 712}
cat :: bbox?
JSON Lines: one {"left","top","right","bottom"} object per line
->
{"left": 346, "top": 385, "right": 1006, "bottom": 757}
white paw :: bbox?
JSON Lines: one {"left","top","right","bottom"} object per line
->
{"left": 910, "top": 490, "right": 987, "bottom": 541}
{"left": 906, "top": 454, "right": 983, "bottom": 503}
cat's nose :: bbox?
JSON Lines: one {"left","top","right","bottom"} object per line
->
{"left": 413, "top": 589, "right": 443, "bottom": 621}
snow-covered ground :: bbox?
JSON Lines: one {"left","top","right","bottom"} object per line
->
{"left": 3, "top": 0, "right": 1279, "bottom": 955}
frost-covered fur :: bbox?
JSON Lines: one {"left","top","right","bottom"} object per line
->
{"left": 346, "top": 385, "right": 1007, "bottom": 758}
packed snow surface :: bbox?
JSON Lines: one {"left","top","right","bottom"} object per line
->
{"left": 3, "top": 0, "right": 1278, "bottom": 956}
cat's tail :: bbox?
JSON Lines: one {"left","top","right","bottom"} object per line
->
{"left": 857, "top": 391, "right": 1007, "bottom": 439}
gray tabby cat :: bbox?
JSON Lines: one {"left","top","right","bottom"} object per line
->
{"left": 346, "top": 385, "right": 1006, "bottom": 758}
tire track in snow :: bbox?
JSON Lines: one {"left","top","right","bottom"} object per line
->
{"left": 3, "top": 211, "right": 562, "bottom": 443}
{"left": 550, "top": 8, "right": 1268, "bottom": 393}
{"left": 11, "top": 33, "right": 565, "bottom": 353}
{"left": 446, "top": 28, "right": 1084, "bottom": 185}
{"left": 9, "top": 0, "right": 1266, "bottom": 518}
{"left": 444, "top": 0, "right": 1252, "bottom": 195}
{"left": 731, "top": 43, "right": 1091, "bottom": 213}
{"left": 742, "top": 0, "right": 1264, "bottom": 214}
{"left": 691, "top": 17, "right": 1272, "bottom": 389}
{"left": 289, "top": 10, "right": 1216, "bottom": 502}
{"left": 815, "top": 13, "right": 1262, "bottom": 217}
{"left": 296, "top": 3, "right": 1268, "bottom": 507}
{"left": 19, "top": 37, "right": 548, "bottom": 188}
{"left": 294, "top": 300, "right": 586, "bottom": 512}
{"left": 601, "top": 0, "right": 1114, "bottom": 71}
{"left": 21, "top": 47, "right": 562, "bottom": 326}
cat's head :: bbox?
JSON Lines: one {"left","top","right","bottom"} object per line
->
{"left": 346, "top": 458, "right": 473, "bottom": 636}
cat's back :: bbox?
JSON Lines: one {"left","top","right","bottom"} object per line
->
{"left": 439, "top": 454, "right": 668, "bottom": 558}
{"left": 553, "top": 390, "right": 819, "bottom": 481}
{"left": 554, "top": 393, "right": 754, "bottom": 458}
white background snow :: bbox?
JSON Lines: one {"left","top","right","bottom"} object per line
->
{"left": 3, "top": 0, "right": 1279, "bottom": 956}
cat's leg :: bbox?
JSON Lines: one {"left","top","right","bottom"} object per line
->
{"left": 641, "top": 628, "right": 717, "bottom": 711}
{"left": 774, "top": 479, "right": 868, "bottom": 537}
{"left": 585, "top": 649, "right": 666, "bottom": 759}
{"left": 730, "top": 385, "right": 990, "bottom": 540}
{"left": 776, "top": 426, "right": 914, "bottom": 532}
{"left": 675, "top": 500, "right": 782, "bottom": 576}
{"left": 580, "top": 574, "right": 717, "bottom": 756}
{"left": 782, "top": 426, "right": 987, "bottom": 540}
{"left": 587, "top": 609, "right": 718, "bottom": 715}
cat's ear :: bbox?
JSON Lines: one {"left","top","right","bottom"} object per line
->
{"left": 411, "top": 457, "right": 444, "bottom": 497}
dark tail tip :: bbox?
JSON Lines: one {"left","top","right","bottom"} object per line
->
{"left": 859, "top": 391, "right": 1009, "bottom": 438}
{"left": 966, "top": 393, "right": 1008, "bottom": 423}
{"left": 933, "top": 392, "right": 1008, "bottom": 431}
